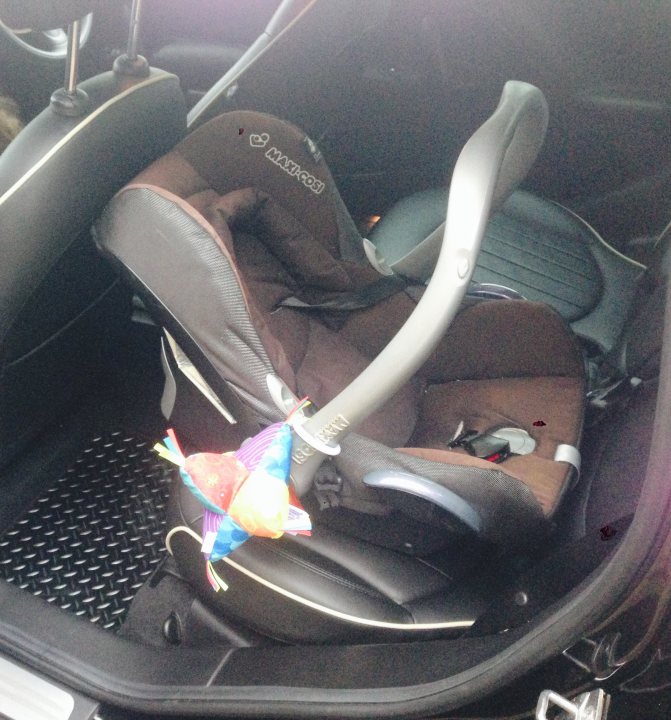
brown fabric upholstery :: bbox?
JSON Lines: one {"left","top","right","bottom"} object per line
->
{"left": 340, "top": 295, "right": 585, "bottom": 383}
{"left": 106, "top": 109, "right": 587, "bottom": 526}
{"left": 130, "top": 147, "right": 419, "bottom": 445}
{"left": 404, "top": 375, "right": 584, "bottom": 514}
{"left": 134, "top": 110, "right": 361, "bottom": 260}
{"left": 401, "top": 446, "right": 571, "bottom": 518}
{"left": 413, "top": 376, "right": 584, "bottom": 459}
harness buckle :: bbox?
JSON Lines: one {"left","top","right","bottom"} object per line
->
{"left": 449, "top": 428, "right": 511, "bottom": 463}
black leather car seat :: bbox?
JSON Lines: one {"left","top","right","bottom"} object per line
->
{"left": 0, "top": 0, "right": 186, "bottom": 469}
{"left": 370, "top": 187, "right": 645, "bottom": 355}
{"left": 96, "top": 108, "right": 589, "bottom": 641}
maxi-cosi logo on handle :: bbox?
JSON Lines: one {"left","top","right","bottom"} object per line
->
{"left": 249, "top": 131, "right": 325, "bottom": 195}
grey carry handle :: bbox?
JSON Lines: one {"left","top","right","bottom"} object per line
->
{"left": 391, "top": 81, "right": 549, "bottom": 282}
{"left": 290, "top": 81, "right": 549, "bottom": 495}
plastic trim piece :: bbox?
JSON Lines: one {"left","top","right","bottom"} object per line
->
{"left": 554, "top": 444, "right": 581, "bottom": 474}
{"left": 0, "top": 656, "right": 74, "bottom": 720}
{"left": 164, "top": 330, "right": 236, "bottom": 424}
{"left": 467, "top": 282, "right": 527, "bottom": 301}
{"left": 552, "top": 201, "right": 646, "bottom": 270}
{"left": 363, "top": 470, "right": 482, "bottom": 533}
{"left": 159, "top": 336, "right": 177, "bottom": 419}
{"left": 362, "top": 237, "right": 394, "bottom": 275}
{"left": 266, "top": 374, "right": 301, "bottom": 415}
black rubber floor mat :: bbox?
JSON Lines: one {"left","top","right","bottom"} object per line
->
{"left": 0, "top": 431, "right": 172, "bottom": 631}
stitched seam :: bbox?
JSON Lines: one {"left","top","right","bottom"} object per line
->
{"left": 484, "top": 231, "right": 597, "bottom": 280}
{"left": 474, "top": 260, "right": 584, "bottom": 307}
{"left": 478, "top": 250, "right": 592, "bottom": 295}
{"left": 488, "top": 217, "right": 594, "bottom": 263}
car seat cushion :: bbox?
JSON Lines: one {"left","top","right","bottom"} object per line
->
{"left": 168, "top": 479, "right": 488, "bottom": 642}
{"left": 337, "top": 294, "right": 585, "bottom": 383}
{"left": 407, "top": 374, "right": 585, "bottom": 514}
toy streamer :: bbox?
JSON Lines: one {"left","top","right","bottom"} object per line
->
{"left": 155, "top": 417, "right": 312, "bottom": 591}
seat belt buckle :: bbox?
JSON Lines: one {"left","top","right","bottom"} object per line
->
{"left": 449, "top": 428, "right": 511, "bottom": 463}
{"left": 463, "top": 433, "right": 511, "bottom": 463}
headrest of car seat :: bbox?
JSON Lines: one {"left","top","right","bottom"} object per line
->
{"left": 0, "top": 0, "right": 99, "bottom": 31}
{"left": 133, "top": 110, "right": 361, "bottom": 262}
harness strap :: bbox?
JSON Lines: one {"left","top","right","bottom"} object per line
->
{"left": 278, "top": 274, "right": 407, "bottom": 312}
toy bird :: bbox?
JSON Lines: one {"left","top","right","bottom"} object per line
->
{"left": 155, "top": 409, "right": 311, "bottom": 591}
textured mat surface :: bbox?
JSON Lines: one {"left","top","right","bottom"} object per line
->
{"left": 0, "top": 431, "right": 172, "bottom": 631}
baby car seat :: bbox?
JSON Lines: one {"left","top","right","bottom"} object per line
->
{"left": 95, "top": 83, "right": 587, "bottom": 642}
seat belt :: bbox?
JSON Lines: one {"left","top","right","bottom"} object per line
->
{"left": 586, "top": 373, "right": 645, "bottom": 429}
{"left": 278, "top": 273, "right": 407, "bottom": 312}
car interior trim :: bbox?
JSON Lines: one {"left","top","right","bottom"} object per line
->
{"left": 362, "top": 470, "right": 483, "bottom": 533}
{"left": 164, "top": 329, "right": 238, "bottom": 424}
{"left": 4, "top": 277, "right": 120, "bottom": 368}
{"left": 0, "top": 656, "right": 75, "bottom": 720}
{"left": 165, "top": 526, "right": 476, "bottom": 631}
{"left": 0, "top": 72, "right": 176, "bottom": 208}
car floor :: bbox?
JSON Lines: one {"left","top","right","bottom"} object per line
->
{"left": 0, "top": 320, "right": 171, "bottom": 633}
{"left": 0, "top": 318, "right": 269, "bottom": 651}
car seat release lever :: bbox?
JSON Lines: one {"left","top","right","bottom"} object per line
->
{"left": 363, "top": 470, "right": 482, "bottom": 534}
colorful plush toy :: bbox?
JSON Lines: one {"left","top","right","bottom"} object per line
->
{"left": 155, "top": 408, "right": 311, "bottom": 591}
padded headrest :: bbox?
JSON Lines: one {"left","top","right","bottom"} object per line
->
{"left": 0, "top": 0, "right": 99, "bottom": 30}
{"left": 134, "top": 110, "right": 362, "bottom": 261}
